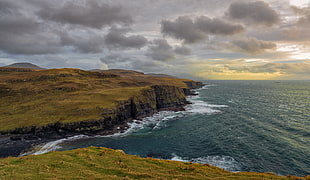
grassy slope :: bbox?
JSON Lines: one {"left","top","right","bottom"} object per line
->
{"left": 0, "top": 146, "right": 307, "bottom": 180}
{"left": 0, "top": 68, "right": 191, "bottom": 132}
{"left": 0, "top": 68, "right": 308, "bottom": 179}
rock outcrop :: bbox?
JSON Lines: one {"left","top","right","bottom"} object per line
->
{"left": 183, "top": 81, "right": 204, "bottom": 89}
{"left": 182, "top": 81, "right": 204, "bottom": 95}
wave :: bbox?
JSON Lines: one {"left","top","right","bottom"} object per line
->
{"left": 171, "top": 153, "right": 241, "bottom": 172}
{"left": 185, "top": 100, "right": 226, "bottom": 114}
{"left": 200, "top": 84, "right": 217, "bottom": 89}
{"left": 102, "top": 110, "right": 185, "bottom": 137}
{"left": 20, "top": 135, "right": 89, "bottom": 156}
{"left": 185, "top": 87, "right": 228, "bottom": 114}
{"left": 107, "top": 86, "right": 228, "bottom": 135}
{"left": 27, "top": 85, "right": 226, "bottom": 156}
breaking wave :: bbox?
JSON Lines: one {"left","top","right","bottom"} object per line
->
{"left": 27, "top": 85, "right": 227, "bottom": 156}
{"left": 185, "top": 86, "right": 228, "bottom": 114}
{"left": 20, "top": 135, "right": 89, "bottom": 156}
{"left": 171, "top": 153, "right": 241, "bottom": 172}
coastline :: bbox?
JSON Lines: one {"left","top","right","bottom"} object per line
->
{"left": 0, "top": 85, "right": 203, "bottom": 158}
{"left": 1, "top": 83, "right": 309, "bottom": 178}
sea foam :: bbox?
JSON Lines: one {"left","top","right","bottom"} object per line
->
{"left": 20, "top": 135, "right": 89, "bottom": 156}
{"left": 171, "top": 153, "right": 241, "bottom": 172}
{"left": 28, "top": 85, "right": 227, "bottom": 155}
{"left": 185, "top": 86, "right": 228, "bottom": 114}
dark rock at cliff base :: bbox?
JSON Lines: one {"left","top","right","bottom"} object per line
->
{"left": 0, "top": 135, "right": 40, "bottom": 158}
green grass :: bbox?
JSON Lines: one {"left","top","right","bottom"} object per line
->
{"left": 0, "top": 68, "right": 308, "bottom": 179}
{"left": 0, "top": 68, "right": 195, "bottom": 132}
{"left": 0, "top": 87, "right": 146, "bottom": 131}
{"left": 0, "top": 146, "right": 307, "bottom": 180}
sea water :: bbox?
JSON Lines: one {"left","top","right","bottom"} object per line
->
{"left": 33, "top": 80, "right": 310, "bottom": 176}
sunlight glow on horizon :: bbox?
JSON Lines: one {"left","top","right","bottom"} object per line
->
{"left": 277, "top": 43, "right": 310, "bottom": 60}
{"left": 195, "top": 71, "right": 284, "bottom": 80}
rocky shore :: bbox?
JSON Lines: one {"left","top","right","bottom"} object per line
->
{"left": 0, "top": 82, "right": 204, "bottom": 158}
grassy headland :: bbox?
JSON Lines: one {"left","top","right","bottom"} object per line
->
{"left": 0, "top": 67, "right": 201, "bottom": 133}
{"left": 0, "top": 67, "right": 308, "bottom": 179}
{"left": 1, "top": 146, "right": 308, "bottom": 180}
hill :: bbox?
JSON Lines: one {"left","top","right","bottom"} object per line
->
{"left": 146, "top": 73, "right": 178, "bottom": 78}
{"left": 0, "top": 146, "right": 307, "bottom": 180}
{"left": 91, "top": 69, "right": 144, "bottom": 75}
{"left": 4, "top": 62, "right": 45, "bottom": 70}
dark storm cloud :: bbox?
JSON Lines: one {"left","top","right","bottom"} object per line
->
{"left": 0, "top": 0, "right": 61, "bottom": 54}
{"left": 59, "top": 31, "right": 105, "bottom": 53}
{"left": 145, "top": 39, "right": 176, "bottom": 61}
{"left": 161, "top": 16, "right": 244, "bottom": 43}
{"left": 195, "top": 16, "right": 244, "bottom": 35}
{"left": 0, "top": 1, "right": 17, "bottom": 14}
{"left": 229, "top": 38, "right": 277, "bottom": 55}
{"left": 0, "top": 0, "right": 141, "bottom": 55}
{"left": 104, "top": 27, "right": 148, "bottom": 49}
{"left": 145, "top": 39, "right": 192, "bottom": 61}
{"left": 247, "top": 5, "right": 310, "bottom": 42}
{"left": 38, "top": 1, "right": 132, "bottom": 28}
{"left": 161, "top": 16, "right": 207, "bottom": 43}
{"left": 227, "top": 1, "right": 280, "bottom": 26}
{"left": 0, "top": 12, "right": 39, "bottom": 35}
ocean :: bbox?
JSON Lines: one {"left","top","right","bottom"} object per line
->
{"left": 33, "top": 80, "right": 310, "bottom": 176}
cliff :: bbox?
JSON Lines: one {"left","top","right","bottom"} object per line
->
{"left": 0, "top": 67, "right": 203, "bottom": 141}
{"left": 5, "top": 85, "right": 189, "bottom": 140}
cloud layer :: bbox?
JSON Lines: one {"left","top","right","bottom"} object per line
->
{"left": 38, "top": 1, "right": 132, "bottom": 28}
{"left": 0, "top": 0, "right": 143, "bottom": 55}
{"left": 230, "top": 38, "right": 277, "bottom": 54}
{"left": 104, "top": 27, "right": 148, "bottom": 49}
{"left": 161, "top": 16, "right": 244, "bottom": 43}
{"left": 0, "top": 0, "right": 309, "bottom": 80}
{"left": 145, "top": 39, "right": 192, "bottom": 61}
{"left": 227, "top": 1, "right": 280, "bottom": 26}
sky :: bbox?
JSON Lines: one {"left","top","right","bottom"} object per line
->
{"left": 0, "top": 0, "right": 309, "bottom": 80}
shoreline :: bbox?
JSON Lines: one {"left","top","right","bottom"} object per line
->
{"left": 0, "top": 93, "right": 197, "bottom": 158}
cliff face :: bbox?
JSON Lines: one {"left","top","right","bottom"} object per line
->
{"left": 152, "top": 85, "right": 186, "bottom": 109}
{"left": 182, "top": 81, "right": 204, "bottom": 95}
{"left": 97, "top": 85, "right": 187, "bottom": 132}
{"left": 183, "top": 81, "right": 204, "bottom": 89}
{"left": 7, "top": 85, "right": 191, "bottom": 139}
{"left": 0, "top": 67, "right": 204, "bottom": 142}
